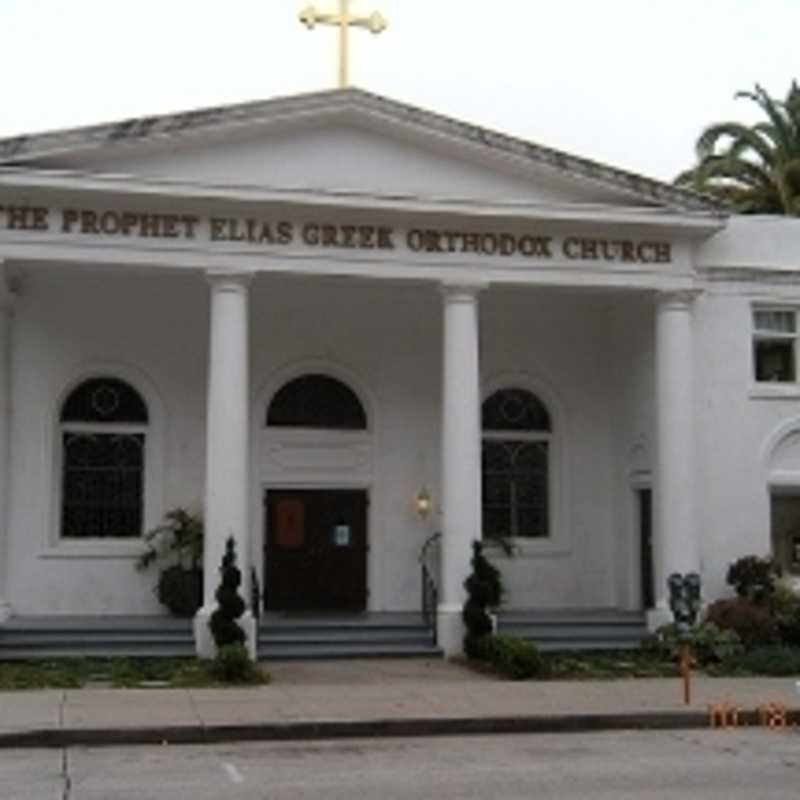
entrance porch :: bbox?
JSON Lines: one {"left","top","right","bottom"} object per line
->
{"left": 0, "top": 268, "right": 696, "bottom": 656}
{"left": 0, "top": 609, "right": 647, "bottom": 659}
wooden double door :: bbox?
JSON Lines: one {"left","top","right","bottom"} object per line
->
{"left": 265, "top": 489, "right": 368, "bottom": 612}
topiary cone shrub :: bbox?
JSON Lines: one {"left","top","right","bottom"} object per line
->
{"left": 462, "top": 540, "right": 502, "bottom": 657}
{"left": 460, "top": 540, "right": 545, "bottom": 679}
{"left": 209, "top": 537, "right": 246, "bottom": 649}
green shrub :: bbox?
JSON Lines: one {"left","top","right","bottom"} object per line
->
{"left": 705, "top": 597, "right": 779, "bottom": 648}
{"left": 724, "top": 645, "right": 800, "bottom": 676}
{"left": 462, "top": 540, "right": 502, "bottom": 643}
{"left": 210, "top": 643, "right": 261, "bottom": 683}
{"left": 486, "top": 635, "right": 547, "bottom": 680}
{"left": 209, "top": 537, "right": 246, "bottom": 649}
{"left": 464, "top": 633, "right": 494, "bottom": 661}
{"left": 656, "top": 621, "right": 743, "bottom": 665}
{"left": 771, "top": 581, "right": 800, "bottom": 645}
{"left": 726, "top": 555, "right": 780, "bottom": 602}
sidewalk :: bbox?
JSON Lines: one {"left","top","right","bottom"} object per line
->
{"left": 1, "top": 658, "right": 798, "bottom": 748}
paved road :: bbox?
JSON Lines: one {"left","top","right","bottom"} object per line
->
{"left": 3, "top": 729, "right": 800, "bottom": 799}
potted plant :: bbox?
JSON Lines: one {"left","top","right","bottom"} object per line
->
{"left": 136, "top": 508, "right": 204, "bottom": 617}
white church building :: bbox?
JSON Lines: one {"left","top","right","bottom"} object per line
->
{"left": 0, "top": 88, "right": 798, "bottom": 656}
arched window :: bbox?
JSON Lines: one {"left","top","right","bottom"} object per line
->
{"left": 267, "top": 374, "right": 367, "bottom": 430}
{"left": 482, "top": 388, "right": 551, "bottom": 540}
{"left": 60, "top": 378, "right": 148, "bottom": 538}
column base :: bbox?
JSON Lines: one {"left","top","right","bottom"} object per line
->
{"left": 436, "top": 606, "right": 465, "bottom": 657}
{"left": 193, "top": 607, "right": 257, "bottom": 661}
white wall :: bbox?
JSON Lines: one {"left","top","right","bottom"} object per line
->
{"left": 6, "top": 267, "right": 641, "bottom": 615}
{"left": 7, "top": 267, "right": 208, "bottom": 614}
{"left": 694, "top": 290, "right": 797, "bottom": 600}
{"left": 605, "top": 294, "right": 656, "bottom": 610}
{"left": 693, "top": 217, "right": 800, "bottom": 601}
{"left": 481, "top": 287, "right": 627, "bottom": 609}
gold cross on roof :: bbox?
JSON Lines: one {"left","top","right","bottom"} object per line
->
{"left": 299, "top": 1, "right": 388, "bottom": 89}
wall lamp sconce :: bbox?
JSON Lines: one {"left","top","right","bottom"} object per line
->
{"left": 415, "top": 487, "right": 432, "bottom": 520}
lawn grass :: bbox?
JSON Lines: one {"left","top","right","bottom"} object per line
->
{"left": 0, "top": 657, "right": 270, "bottom": 690}
{"left": 481, "top": 644, "right": 800, "bottom": 680}
{"left": 544, "top": 649, "right": 678, "bottom": 680}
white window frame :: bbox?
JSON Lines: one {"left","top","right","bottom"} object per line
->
{"left": 753, "top": 307, "right": 799, "bottom": 384}
{"left": 43, "top": 368, "right": 165, "bottom": 560}
{"left": 479, "top": 378, "right": 571, "bottom": 558}
{"left": 482, "top": 429, "right": 552, "bottom": 540}
{"left": 769, "top": 489, "right": 800, "bottom": 578}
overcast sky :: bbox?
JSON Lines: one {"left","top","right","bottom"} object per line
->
{"left": 2, "top": 0, "right": 797, "bottom": 181}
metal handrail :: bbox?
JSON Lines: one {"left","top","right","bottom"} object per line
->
{"left": 250, "top": 566, "right": 261, "bottom": 621}
{"left": 419, "top": 531, "right": 442, "bottom": 644}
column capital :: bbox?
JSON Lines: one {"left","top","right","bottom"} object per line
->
{"left": 205, "top": 270, "right": 254, "bottom": 292}
{"left": 439, "top": 280, "right": 488, "bottom": 303}
{"left": 656, "top": 289, "right": 701, "bottom": 311}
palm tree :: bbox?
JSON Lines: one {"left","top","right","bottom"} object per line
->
{"left": 676, "top": 82, "right": 800, "bottom": 216}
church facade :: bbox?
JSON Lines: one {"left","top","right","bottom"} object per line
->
{"left": 0, "top": 88, "right": 798, "bottom": 655}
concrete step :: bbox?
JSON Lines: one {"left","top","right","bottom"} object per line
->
{"left": 259, "top": 642, "right": 443, "bottom": 660}
{"left": 499, "top": 624, "right": 646, "bottom": 639}
{"left": 256, "top": 614, "right": 436, "bottom": 658}
{"left": 258, "top": 615, "right": 428, "bottom": 631}
{"left": 259, "top": 628, "right": 432, "bottom": 640}
{"left": 500, "top": 637, "right": 648, "bottom": 652}
{"left": 0, "top": 614, "right": 439, "bottom": 661}
{"left": 0, "top": 646, "right": 197, "bottom": 660}
{"left": 0, "top": 631, "right": 194, "bottom": 643}
{"left": 497, "top": 609, "right": 649, "bottom": 652}
{"left": 3, "top": 616, "right": 193, "bottom": 633}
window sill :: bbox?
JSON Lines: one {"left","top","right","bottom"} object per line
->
{"left": 749, "top": 384, "right": 800, "bottom": 400}
{"left": 40, "top": 540, "right": 143, "bottom": 560}
{"left": 483, "top": 538, "right": 571, "bottom": 559}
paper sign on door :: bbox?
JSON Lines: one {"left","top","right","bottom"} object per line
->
{"left": 275, "top": 499, "right": 305, "bottom": 549}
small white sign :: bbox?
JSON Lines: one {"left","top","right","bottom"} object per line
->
{"left": 333, "top": 525, "right": 351, "bottom": 547}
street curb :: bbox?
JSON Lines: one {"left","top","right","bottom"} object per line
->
{"left": 2, "top": 709, "right": 798, "bottom": 749}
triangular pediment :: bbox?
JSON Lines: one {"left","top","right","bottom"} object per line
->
{"left": 0, "top": 89, "right": 719, "bottom": 214}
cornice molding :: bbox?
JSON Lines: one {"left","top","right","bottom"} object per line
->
{"left": 0, "top": 168, "right": 726, "bottom": 236}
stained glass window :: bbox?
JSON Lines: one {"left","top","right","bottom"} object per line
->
{"left": 482, "top": 389, "right": 550, "bottom": 540}
{"left": 61, "top": 378, "right": 149, "bottom": 424}
{"left": 267, "top": 375, "right": 367, "bottom": 430}
{"left": 60, "top": 378, "right": 147, "bottom": 539}
{"left": 482, "top": 388, "right": 550, "bottom": 432}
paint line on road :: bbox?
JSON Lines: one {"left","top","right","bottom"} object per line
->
{"left": 223, "top": 762, "right": 245, "bottom": 784}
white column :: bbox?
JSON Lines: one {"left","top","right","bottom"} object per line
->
{"left": 0, "top": 261, "right": 12, "bottom": 622}
{"left": 438, "top": 283, "right": 483, "bottom": 656}
{"left": 194, "top": 272, "right": 256, "bottom": 659}
{"left": 651, "top": 290, "right": 699, "bottom": 627}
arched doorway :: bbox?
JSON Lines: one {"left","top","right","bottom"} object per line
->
{"left": 264, "top": 374, "right": 369, "bottom": 611}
